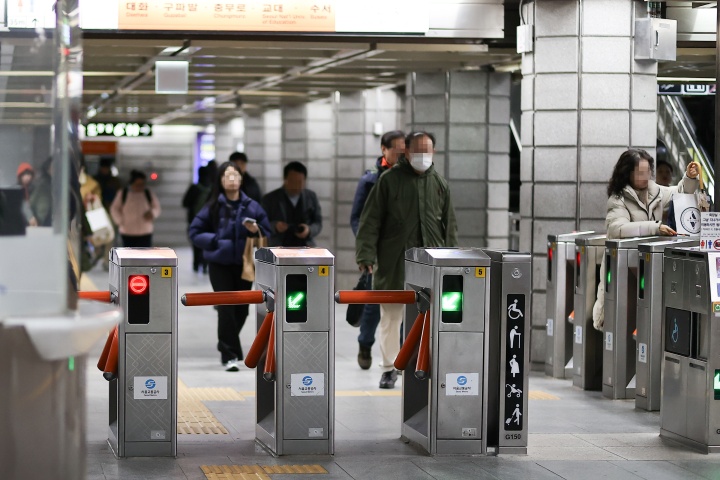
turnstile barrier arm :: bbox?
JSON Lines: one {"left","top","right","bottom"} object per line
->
{"left": 181, "top": 290, "right": 265, "bottom": 306}
{"left": 263, "top": 316, "right": 276, "bottom": 382}
{"left": 415, "top": 310, "right": 431, "bottom": 380}
{"left": 78, "top": 290, "right": 115, "bottom": 303}
{"left": 245, "top": 311, "right": 275, "bottom": 369}
{"left": 394, "top": 311, "right": 426, "bottom": 370}
{"left": 100, "top": 326, "right": 119, "bottom": 381}
{"left": 335, "top": 290, "right": 418, "bottom": 305}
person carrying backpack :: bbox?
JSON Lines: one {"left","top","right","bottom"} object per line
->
{"left": 110, "top": 169, "right": 161, "bottom": 247}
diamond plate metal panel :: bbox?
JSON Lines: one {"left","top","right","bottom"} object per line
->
{"left": 282, "top": 332, "right": 328, "bottom": 440}
{"left": 125, "top": 334, "right": 173, "bottom": 441}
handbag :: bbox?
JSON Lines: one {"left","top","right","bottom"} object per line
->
{"left": 85, "top": 198, "right": 115, "bottom": 247}
{"left": 346, "top": 271, "right": 371, "bottom": 327}
{"left": 241, "top": 233, "right": 268, "bottom": 282}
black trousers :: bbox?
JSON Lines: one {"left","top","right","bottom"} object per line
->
{"left": 192, "top": 245, "right": 207, "bottom": 273}
{"left": 121, "top": 234, "right": 152, "bottom": 248}
{"left": 208, "top": 263, "right": 253, "bottom": 363}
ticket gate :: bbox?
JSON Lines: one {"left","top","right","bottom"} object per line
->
{"left": 106, "top": 248, "right": 179, "bottom": 457}
{"left": 181, "top": 247, "right": 335, "bottom": 456}
{"left": 603, "top": 237, "right": 665, "bottom": 400}
{"left": 636, "top": 238, "right": 698, "bottom": 411}
{"left": 546, "top": 232, "right": 596, "bottom": 378}
{"left": 253, "top": 248, "right": 335, "bottom": 456}
{"left": 660, "top": 247, "right": 720, "bottom": 453}
{"left": 482, "top": 248, "right": 531, "bottom": 455}
{"left": 389, "top": 248, "right": 530, "bottom": 455}
{"left": 572, "top": 234, "right": 606, "bottom": 390}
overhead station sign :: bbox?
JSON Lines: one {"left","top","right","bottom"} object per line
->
{"left": 80, "top": 0, "right": 430, "bottom": 33}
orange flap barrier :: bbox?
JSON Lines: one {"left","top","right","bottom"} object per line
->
{"left": 79, "top": 291, "right": 112, "bottom": 303}
{"left": 97, "top": 326, "right": 116, "bottom": 372}
{"left": 263, "top": 316, "right": 276, "bottom": 382}
{"left": 394, "top": 312, "right": 426, "bottom": 371}
{"left": 568, "top": 310, "right": 575, "bottom": 322}
{"left": 182, "top": 290, "right": 264, "bottom": 306}
{"left": 245, "top": 311, "right": 274, "bottom": 369}
{"left": 103, "top": 327, "right": 119, "bottom": 381}
{"left": 335, "top": 290, "right": 417, "bottom": 305}
{"left": 415, "top": 311, "right": 431, "bottom": 380}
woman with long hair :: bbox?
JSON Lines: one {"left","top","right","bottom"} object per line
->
{"left": 189, "top": 161, "right": 272, "bottom": 371}
{"left": 592, "top": 149, "right": 699, "bottom": 329}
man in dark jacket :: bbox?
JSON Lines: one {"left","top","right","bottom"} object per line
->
{"left": 350, "top": 130, "right": 405, "bottom": 370}
{"left": 229, "top": 152, "right": 263, "bottom": 202}
{"left": 262, "top": 161, "right": 322, "bottom": 247}
{"left": 356, "top": 131, "right": 458, "bottom": 389}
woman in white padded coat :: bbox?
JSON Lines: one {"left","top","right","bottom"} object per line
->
{"left": 592, "top": 149, "right": 699, "bottom": 330}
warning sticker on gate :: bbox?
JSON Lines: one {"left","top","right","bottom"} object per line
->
{"left": 291, "top": 373, "right": 325, "bottom": 397}
{"left": 446, "top": 373, "right": 479, "bottom": 396}
{"left": 318, "top": 266, "right": 329, "bottom": 277}
{"left": 575, "top": 325, "right": 582, "bottom": 344}
{"left": 134, "top": 376, "right": 167, "bottom": 400}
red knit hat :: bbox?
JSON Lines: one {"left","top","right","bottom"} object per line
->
{"left": 16, "top": 162, "right": 34, "bottom": 177}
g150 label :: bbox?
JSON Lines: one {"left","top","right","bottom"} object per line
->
{"left": 505, "top": 433, "right": 522, "bottom": 440}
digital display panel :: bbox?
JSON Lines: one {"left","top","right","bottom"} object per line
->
{"left": 441, "top": 275, "right": 463, "bottom": 324}
{"left": 285, "top": 274, "right": 307, "bottom": 323}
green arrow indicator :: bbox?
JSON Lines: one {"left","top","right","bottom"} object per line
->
{"left": 441, "top": 292, "right": 462, "bottom": 312}
{"left": 287, "top": 292, "right": 305, "bottom": 311}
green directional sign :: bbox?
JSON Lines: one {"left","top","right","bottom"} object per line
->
{"left": 287, "top": 292, "right": 306, "bottom": 311}
{"left": 715, "top": 370, "right": 720, "bottom": 400}
{"left": 441, "top": 292, "right": 463, "bottom": 312}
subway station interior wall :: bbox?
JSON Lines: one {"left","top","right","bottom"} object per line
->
{"left": 113, "top": 125, "right": 200, "bottom": 248}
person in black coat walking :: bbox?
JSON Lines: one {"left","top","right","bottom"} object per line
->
{"left": 189, "top": 161, "right": 272, "bottom": 371}
{"left": 229, "top": 152, "right": 263, "bottom": 202}
{"left": 261, "top": 161, "right": 322, "bottom": 247}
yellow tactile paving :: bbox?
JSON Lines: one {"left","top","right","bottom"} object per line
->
{"left": 201, "top": 465, "right": 328, "bottom": 479}
{"left": 178, "top": 380, "right": 247, "bottom": 434}
{"left": 201, "top": 464, "right": 270, "bottom": 480}
{"left": 529, "top": 390, "right": 560, "bottom": 400}
{"left": 262, "top": 465, "right": 328, "bottom": 474}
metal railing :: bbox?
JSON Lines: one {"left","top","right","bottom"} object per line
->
{"left": 657, "top": 95, "right": 714, "bottom": 194}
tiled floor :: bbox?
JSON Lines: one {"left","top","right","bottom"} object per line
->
{"left": 83, "top": 247, "right": 720, "bottom": 479}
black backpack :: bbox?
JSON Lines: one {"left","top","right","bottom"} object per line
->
{"left": 121, "top": 186, "right": 152, "bottom": 206}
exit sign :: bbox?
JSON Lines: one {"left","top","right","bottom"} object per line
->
{"left": 85, "top": 122, "right": 152, "bottom": 137}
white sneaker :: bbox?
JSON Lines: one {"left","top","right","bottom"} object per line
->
{"left": 225, "top": 359, "right": 240, "bottom": 372}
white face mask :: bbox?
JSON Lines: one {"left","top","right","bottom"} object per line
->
{"left": 410, "top": 153, "right": 433, "bottom": 172}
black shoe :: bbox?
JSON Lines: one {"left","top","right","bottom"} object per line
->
{"left": 358, "top": 345, "right": 372, "bottom": 370}
{"left": 379, "top": 369, "right": 398, "bottom": 389}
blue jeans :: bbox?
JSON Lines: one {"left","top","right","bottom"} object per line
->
{"left": 358, "top": 304, "right": 381, "bottom": 349}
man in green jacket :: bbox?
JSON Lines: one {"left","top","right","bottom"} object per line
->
{"left": 356, "top": 131, "right": 458, "bottom": 388}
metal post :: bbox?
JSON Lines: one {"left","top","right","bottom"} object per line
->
{"left": 715, "top": 4, "right": 720, "bottom": 210}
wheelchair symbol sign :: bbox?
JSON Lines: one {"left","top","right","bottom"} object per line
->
{"left": 508, "top": 299, "right": 523, "bottom": 320}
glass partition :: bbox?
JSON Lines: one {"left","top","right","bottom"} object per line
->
{"left": 0, "top": 0, "right": 82, "bottom": 318}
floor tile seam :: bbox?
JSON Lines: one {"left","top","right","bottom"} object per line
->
{"left": 534, "top": 461, "right": 570, "bottom": 479}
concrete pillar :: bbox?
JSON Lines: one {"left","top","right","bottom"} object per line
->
{"left": 333, "top": 88, "right": 403, "bottom": 289}
{"left": 214, "top": 117, "right": 245, "bottom": 166}
{"left": 406, "top": 71, "right": 512, "bottom": 249}
{"left": 244, "top": 109, "right": 282, "bottom": 194}
{"left": 520, "top": 0, "right": 658, "bottom": 365}
{"left": 281, "top": 100, "right": 335, "bottom": 250}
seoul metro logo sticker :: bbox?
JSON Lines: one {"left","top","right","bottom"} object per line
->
{"left": 145, "top": 379, "right": 156, "bottom": 389}
{"left": 457, "top": 375, "right": 468, "bottom": 386}
{"left": 302, "top": 376, "right": 313, "bottom": 386}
